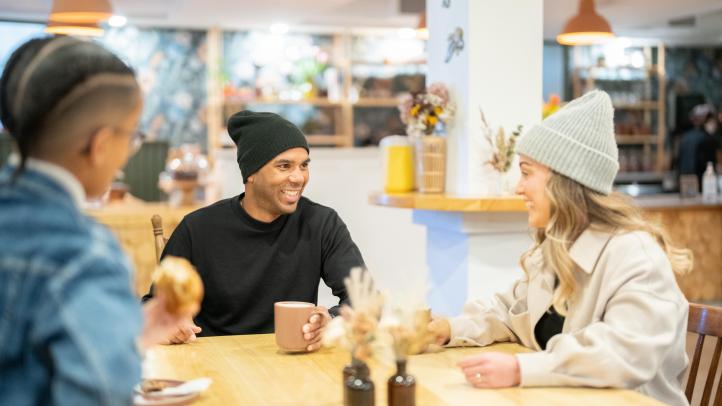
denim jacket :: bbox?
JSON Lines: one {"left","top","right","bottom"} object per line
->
{"left": 0, "top": 160, "right": 143, "bottom": 406}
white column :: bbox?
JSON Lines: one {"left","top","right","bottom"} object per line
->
{"left": 415, "top": 211, "right": 531, "bottom": 316}
{"left": 420, "top": 0, "right": 543, "bottom": 315}
{"left": 427, "top": 0, "right": 543, "bottom": 196}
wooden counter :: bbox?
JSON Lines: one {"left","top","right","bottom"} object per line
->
{"left": 369, "top": 192, "right": 527, "bottom": 212}
{"left": 369, "top": 191, "right": 722, "bottom": 302}
{"left": 87, "top": 200, "right": 200, "bottom": 296}
{"left": 143, "top": 334, "right": 663, "bottom": 405}
{"left": 641, "top": 197, "right": 722, "bottom": 302}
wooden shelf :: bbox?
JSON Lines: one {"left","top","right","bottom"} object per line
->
{"left": 613, "top": 101, "right": 659, "bottom": 110}
{"left": 224, "top": 98, "right": 343, "bottom": 107}
{"left": 306, "top": 135, "right": 348, "bottom": 146}
{"left": 368, "top": 192, "right": 527, "bottom": 212}
{"left": 571, "top": 43, "right": 666, "bottom": 172}
{"left": 615, "top": 171, "right": 664, "bottom": 183}
{"left": 353, "top": 97, "right": 401, "bottom": 107}
{"left": 351, "top": 59, "right": 427, "bottom": 66}
{"left": 616, "top": 135, "right": 659, "bottom": 145}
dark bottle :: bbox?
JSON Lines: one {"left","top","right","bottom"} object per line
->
{"left": 344, "top": 360, "right": 375, "bottom": 406}
{"left": 387, "top": 359, "right": 415, "bottom": 406}
{"left": 343, "top": 356, "right": 357, "bottom": 382}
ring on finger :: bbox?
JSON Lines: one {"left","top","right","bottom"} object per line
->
{"left": 474, "top": 372, "right": 483, "bottom": 382}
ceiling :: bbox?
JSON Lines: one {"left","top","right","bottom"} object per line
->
{"left": 0, "top": 0, "right": 721, "bottom": 45}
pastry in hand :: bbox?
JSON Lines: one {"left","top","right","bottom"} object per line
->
{"left": 153, "top": 256, "right": 203, "bottom": 316}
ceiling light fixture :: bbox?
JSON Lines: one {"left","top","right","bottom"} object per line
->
{"left": 45, "top": 20, "right": 104, "bottom": 37}
{"left": 108, "top": 15, "right": 127, "bottom": 28}
{"left": 49, "top": 0, "right": 113, "bottom": 23}
{"left": 557, "top": 0, "right": 614, "bottom": 46}
{"left": 416, "top": 11, "right": 428, "bottom": 40}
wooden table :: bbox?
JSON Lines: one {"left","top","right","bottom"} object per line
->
{"left": 143, "top": 334, "right": 663, "bottom": 406}
{"left": 369, "top": 191, "right": 722, "bottom": 302}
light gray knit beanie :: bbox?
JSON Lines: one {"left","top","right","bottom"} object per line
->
{"left": 516, "top": 90, "right": 619, "bottom": 195}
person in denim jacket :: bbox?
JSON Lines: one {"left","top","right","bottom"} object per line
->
{"left": 0, "top": 37, "right": 186, "bottom": 406}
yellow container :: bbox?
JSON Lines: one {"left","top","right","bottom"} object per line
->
{"left": 380, "top": 136, "right": 414, "bottom": 193}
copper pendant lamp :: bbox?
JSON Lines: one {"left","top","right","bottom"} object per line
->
{"left": 416, "top": 11, "right": 428, "bottom": 40}
{"left": 46, "top": 20, "right": 104, "bottom": 37}
{"left": 49, "top": 0, "right": 113, "bottom": 23}
{"left": 557, "top": 0, "right": 614, "bottom": 46}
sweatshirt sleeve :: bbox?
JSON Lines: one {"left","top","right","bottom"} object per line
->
{"left": 447, "top": 277, "right": 528, "bottom": 347}
{"left": 516, "top": 235, "right": 687, "bottom": 389}
{"left": 320, "top": 210, "right": 365, "bottom": 316}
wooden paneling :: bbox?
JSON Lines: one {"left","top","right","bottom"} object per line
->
{"left": 645, "top": 207, "right": 722, "bottom": 302}
{"left": 88, "top": 201, "right": 199, "bottom": 297}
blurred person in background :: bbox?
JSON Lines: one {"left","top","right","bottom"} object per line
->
{"left": 678, "top": 103, "right": 719, "bottom": 184}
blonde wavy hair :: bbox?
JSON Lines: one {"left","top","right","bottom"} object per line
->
{"left": 520, "top": 172, "right": 693, "bottom": 315}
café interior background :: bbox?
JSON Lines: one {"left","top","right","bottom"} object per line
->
{"left": 1, "top": 0, "right": 722, "bottom": 309}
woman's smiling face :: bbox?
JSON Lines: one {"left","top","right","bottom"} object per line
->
{"left": 516, "top": 154, "right": 552, "bottom": 228}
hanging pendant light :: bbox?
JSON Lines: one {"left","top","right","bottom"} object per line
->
{"left": 45, "top": 20, "right": 104, "bottom": 37}
{"left": 556, "top": 0, "right": 614, "bottom": 46}
{"left": 416, "top": 11, "right": 428, "bottom": 40}
{"left": 49, "top": 0, "right": 113, "bottom": 24}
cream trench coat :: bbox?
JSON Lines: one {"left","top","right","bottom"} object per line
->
{"left": 448, "top": 227, "right": 689, "bottom": 406}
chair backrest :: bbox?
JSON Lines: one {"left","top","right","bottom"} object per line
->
{"left": 151, "top": 214, "right": 168, "bottom": 264}
{"left": 123, "top": 141, "right": 169, "bottom": 201}
{"left": 686, "top": 303, "right": 722, "bottom": 406}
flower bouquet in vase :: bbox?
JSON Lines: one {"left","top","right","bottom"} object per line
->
{"left": 398, "top": 83, "right": 455, "bottom": 193}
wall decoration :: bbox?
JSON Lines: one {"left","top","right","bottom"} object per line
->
{"left": 445, "top": 27, "right": 464, "bottom": 63}
{"left": 103, "top": 27, "right": 209, "bottom": 150}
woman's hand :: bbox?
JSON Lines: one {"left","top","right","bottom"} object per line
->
{"left": 458, "top": 352, "right": 521, "bottom": 388}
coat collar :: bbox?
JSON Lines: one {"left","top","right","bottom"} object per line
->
{"left": 568, "top": 226, "right": 615, "bottom": 274}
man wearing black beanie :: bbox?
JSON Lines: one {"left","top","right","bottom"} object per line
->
{"left": 143, "top": 111, "right": 365, "bottom": 351}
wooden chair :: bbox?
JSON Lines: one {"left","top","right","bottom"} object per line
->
{"left": 686, "top": 303, "right": 722, "bottom": 406}
{"left": 151, "top": 214, "right": 168, "bottom": 265}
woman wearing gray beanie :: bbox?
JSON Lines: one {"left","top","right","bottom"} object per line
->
{"left": 429, "top": 90, "right": 693, "bottom": 406}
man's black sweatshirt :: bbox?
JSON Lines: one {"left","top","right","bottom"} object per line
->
{"left": 143, "top": 193, "right": 365, "bottom": 336}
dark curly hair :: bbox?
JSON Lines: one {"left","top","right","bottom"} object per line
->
{"left": 0, "top": 36, "right": 139, "bottom": 178}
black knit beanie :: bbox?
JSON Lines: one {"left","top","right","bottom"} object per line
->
{"left": 227, "top": 111, "right": 309, "bottom": 183}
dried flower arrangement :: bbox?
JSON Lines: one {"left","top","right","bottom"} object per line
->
{"left": 383, "top": 306, "right": 436, "bottom": 361}
{"left": 480, "top": 109, "right": 523, "bottom": 173}
{"left": 322, "top": 268, "right": 384, "bottom": 362}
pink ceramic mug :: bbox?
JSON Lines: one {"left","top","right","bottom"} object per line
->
{"left": 274, "top": 301, "right": 319, "bottom": 352}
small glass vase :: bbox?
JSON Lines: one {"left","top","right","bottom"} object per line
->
{"left": 344, "top": 359, "right": 374, "bottom": 406}
{"left": 414, "top": 135, "right": 446, "bottom": 194}
{"left": 387, "top": 359, "right": 415, "bottom": 406}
